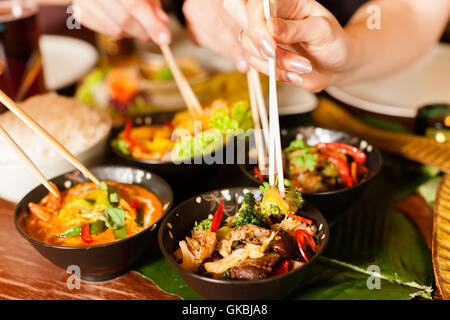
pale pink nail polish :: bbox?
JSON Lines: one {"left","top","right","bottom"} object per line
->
{"left": 260, "top": 39, "right": 275, "bottom": 58}
{"left": 290, "top": 60, "right": 312, "bottom": 74}
{"left": 287, "top": 72, "right": 303, "bottom": 84}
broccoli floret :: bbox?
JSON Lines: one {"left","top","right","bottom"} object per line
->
{"left": 284, "top": 186, "right": 304, "bottom": 212}
{"left": 259, "top": 182, "right": 304, "bottom": 216}
{"left": 231, "top": 193, "right": 267, "bottom": 228}
{"left": 192, "top": 218, "right": 212, "bottom": 232}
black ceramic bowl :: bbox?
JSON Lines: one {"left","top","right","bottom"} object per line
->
{"left": 110, "top": 112, "right": 227, "bottom": 182}
{"left": 14, "top": 165, "right": 173, "bottom": 282}
{"left": 158, "top": 186, "right": 329, "bottom": 300}
{"left": 239, "top": 127, "right": 382, "bottom": 223}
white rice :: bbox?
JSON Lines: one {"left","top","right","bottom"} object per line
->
{"left": 0, "top": 93, "right": 112, "bottom": 164}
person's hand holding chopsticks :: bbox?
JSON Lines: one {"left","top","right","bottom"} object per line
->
{"left": 224, "top": 0, "right": 449, "bottom": 92}
{"left": 72, "top": 0, "right": 171, "bottom": 44}
{"left": 182, "top": 0, "right": 248, "bottom": 72}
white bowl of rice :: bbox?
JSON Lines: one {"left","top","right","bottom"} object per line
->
{"left": 0, "top": 93, "right": 112, "bottom": 203}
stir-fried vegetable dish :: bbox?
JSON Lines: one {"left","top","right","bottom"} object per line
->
{"left": 25, "top": 182, "right": 163, "bottom": 246}
{"left": 253, "top": 140, "right": 369, "bottom": 193}
{"left": 174, "top": 183, "right": 318, "bottom": 280}
{"left": 112, "top": 99, "right": 253, "bottom": 161}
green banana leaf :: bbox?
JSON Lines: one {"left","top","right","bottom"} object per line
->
{"left": 133, "top": 155, "right": 435, "bottom": 300}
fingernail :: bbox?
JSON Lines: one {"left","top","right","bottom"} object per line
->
{"left": 260, "top": 39, "right": 275, "bottom": 58}
{"left": 290, "top": 60, "right": 313, "bottom": 74}
{"left": 287, "top": 72, "right": 303, "bottom": 84}
{"left": 156, "top": 32, "right": 170, "bottom": 45}
{"left": 235, "top": 56, "right": 248, "bottom": 72}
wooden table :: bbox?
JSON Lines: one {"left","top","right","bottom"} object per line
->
{"left": 0, "top": 191, "right": 438, "bottom": 300}
{"left": 0, "top": 198, "right": 180, "bottom": 300}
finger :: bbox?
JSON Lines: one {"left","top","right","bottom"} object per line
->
{"left": 223, "top": 0, "right": 248, "bottom": 29}
{"left": 276, "top": 0, "right": 317, "bottom": 20}
{"left": 120, "top": 0, "right": 171, "bottom": 45}
{"left": 229, "top": 43, "right": 249, "bottom": 72}
{"left": 153, "top": 1, "right": 169, "bottom": 23}
{"left": 241, "top": 32, "right": 312, "bottom": 74}
{"left": 267, "top": 16, "right": 336, "bottom": 46}
{"left": 247, "top": 0, "right": 276, "bottom": 58}
{"left": 123, "top": 19, "right": 151, "bottom": 41}
{"left": 74, "top": 0, "right": 122, "bottom": 38}
{"left": 240, "top": 30, "right": 264, "bottom": 60}
{"left": 247, "top": 55, "right": 304, "bottom": 85}
{"left": 276, "top": 48, "right": 313, "bottom": 74}
{"left": 93, "top": 0, "right": 151, "bottom": 41}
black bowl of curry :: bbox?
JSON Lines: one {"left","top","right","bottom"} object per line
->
{"left": 14, "top": 165, "right": 173, "bottom": 282}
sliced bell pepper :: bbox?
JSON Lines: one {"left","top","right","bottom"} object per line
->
{"left": 210, "top": 200, "right": 224, "bottom": 232}
{"left": 288, "top": 213, "right": 313, "bottom": 226}
{"left": 58, "top": 225, "right": 81, "bottom": 238}
{"left": 130, "top": 201, "right": 139, "bottom": 210}
{"left": 253, "top": 167, "right": 265, "bottom": 183}
{"left": 270, "top": 259, "right": 289, "bottom": 277}
{"left": 351, "top": 161, "right": 358, "bottom": 184}
{"left": 80, "top": 223, "right": 93, "bottom": 243}
{"left": 296, "top": 229, "right": 316, "bottom": 251}
{"left": 322, "top": 152, "right": 353, "bottom": 188}
{"left": 315, "top": 142, "right": 366, "bottom": 164}
{"left": 295, "top": 230, "right": 309, "bottom": 262}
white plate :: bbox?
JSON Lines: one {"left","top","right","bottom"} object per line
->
{"left": 276, "top": 82, "right": 318, "bottom": 115}
{"left": 40, "top": 35, "right": 98, "bottom": 91}
{"left": 326, "top": 43, "right": 450, "bottom": 118}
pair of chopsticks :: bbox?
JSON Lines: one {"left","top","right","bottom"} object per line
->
{"left": 260, "top": 0, "right": 285, "bottom": 195}
{"left": 247, "top": 68, "right": 269, "bottom": 171}
{"left": 159, "top": 45, "right": 203, "bottom": 118}
{"left": 0, "top": 90, "right": 100, "bottom": 197}
{"left": 247, "top": 0, "right": 284, "bottom": 195}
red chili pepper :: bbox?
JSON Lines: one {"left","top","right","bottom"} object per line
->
{"left": 253, "top": 167, "right": 264, "bottom": 183}
{"left": 295, "top": 230, "right": 309, "bottom": 262}
{"left": 322, "top": 152, "right": 354, "bottom": 188}
{"left": 288, "top": 213, "right": 313, "bottom": 226}
{"left": 315, "top": 142, "right": 366, "bottom": 164}
{"left": 296, "top": 229, "right": 316, "bottom": 251}
{"left": 123, "top": 119, "right": 139, "bottom": 151}
{"left": 270, "top": 259, "right": 289, "bottom": 277}
{"left": 210, "top": 200, "right": 224, "bottom": 232}
{"left": 164, "top": 121, "right": 175, "bottom": 130}
{"left": 130, "top": 201, "right": 139, "bottom": 210}
{"left": 81, "top": 224, "right": 93, "bottom": 243}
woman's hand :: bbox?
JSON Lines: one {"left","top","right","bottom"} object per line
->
{"left": 183, "top": 0, "right": 248, "bottom": 72}
{"left": 73, "top": 0, "right": 171, "bottom": 44}
{"left": 224, "top": 0, "right": 355, "bottom": 91}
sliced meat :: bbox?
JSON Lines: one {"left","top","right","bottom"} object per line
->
{"left": 269, "top": 229, "right": 297, "bottom": 259}
{"left": 230, "top": 253, "right": 280, "bottom": 280}
{"left": 217, "top": 224, "right": 271, "bottom": 258}
{"left": 186, "top": 230, "right": 217, "bottom": 261}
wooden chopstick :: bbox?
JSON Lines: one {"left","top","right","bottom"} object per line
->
{"left": 247, "top": 71, "right": 267, "bottom": 171}
{"left": 263, "top": 0, "right": 285, "bottom": 195}
{"left": 159, "top": 45, "right": 203, "bottom": 118}
{"left": 0, "top": 90, "right": 100, "bottom": 185}
{"left": 0, "top": 124, "right": 58, "bottom": 197}
{"left": 249, "top": 68, "right": 270, "bottom": 146}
